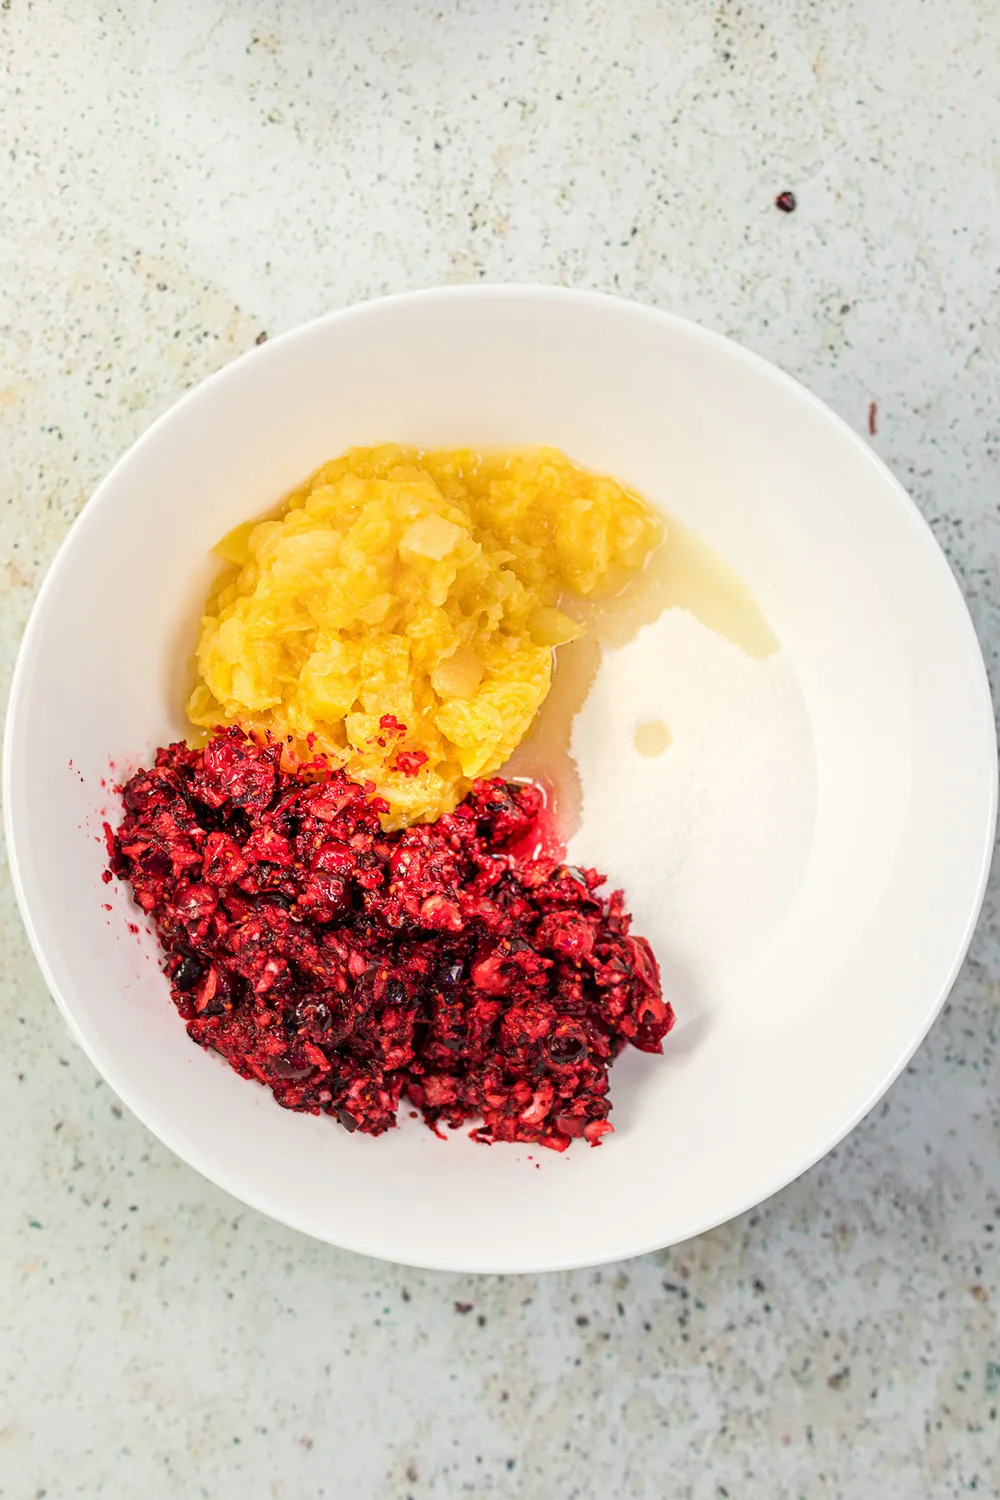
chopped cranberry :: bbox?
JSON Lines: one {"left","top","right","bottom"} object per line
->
{"left": 201, "top": 734, "right": 277, "bottom": 810}
{"left": 202, "top": 832, "right": 247, "bottom": 886}
{"left": 110, "top": 727, "right": 673, "bottom": 1148}
{"left": 394, "top": 750, "right": 428, "bottom": 777}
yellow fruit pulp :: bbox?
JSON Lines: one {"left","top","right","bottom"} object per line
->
{"left": 187, "top": 445, "right": 662, "bottom": 827}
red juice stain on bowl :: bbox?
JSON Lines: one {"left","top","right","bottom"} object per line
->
{"left": 501, "top": 777, "right": 565, "bottom": 862}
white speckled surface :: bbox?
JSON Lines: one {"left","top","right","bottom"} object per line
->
{"left": 2, "top": 2, "right": 999, "bottom": 1495}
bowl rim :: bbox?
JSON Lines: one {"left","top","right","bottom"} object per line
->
{"left": 5, "top": 283, "right": 997, "bottom": 1272}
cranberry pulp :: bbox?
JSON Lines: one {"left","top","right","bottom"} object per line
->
{"left": 110, "top": 729, "right": 673, "bottom": 1151}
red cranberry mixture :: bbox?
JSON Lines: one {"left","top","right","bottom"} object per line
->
{"left": 109, "top": 728, "right": 673, "bottom": 1151}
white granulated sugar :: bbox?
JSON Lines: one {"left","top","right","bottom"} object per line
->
{"left": 568, "top": 609, "right": 817, "bottom": 1005}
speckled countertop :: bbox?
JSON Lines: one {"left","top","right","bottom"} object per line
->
{"left": 2, "top": 3, "right": 999, "bottom": 1496}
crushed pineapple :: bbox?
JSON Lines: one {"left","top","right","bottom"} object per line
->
{"left": 187, "top": 445, "right": 662, "bottom": 827}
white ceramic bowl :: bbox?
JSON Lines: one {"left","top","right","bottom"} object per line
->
{"left": 5, "top": 287, "right": 996, "bottom": 1272}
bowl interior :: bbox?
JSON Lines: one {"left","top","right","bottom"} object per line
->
{"left": 6, "top": 288, "right": 995, "bottom": 1271}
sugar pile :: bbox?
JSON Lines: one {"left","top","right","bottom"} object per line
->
{"left": 568, "top": 609, "right": 817, "bottom": 1004}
